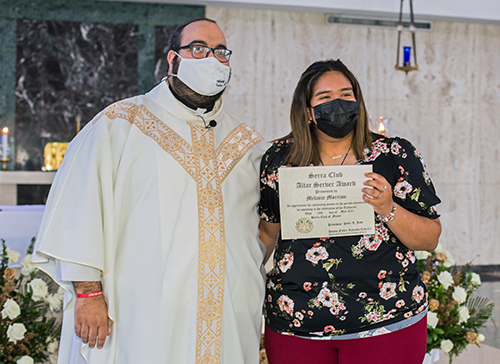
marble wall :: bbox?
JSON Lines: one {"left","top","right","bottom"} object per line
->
{"left": 206, "top": 7, "right": 500, "bottom": 265}
{"left": 15, "top": 19, "right": 139, "bottom": 171}
{"left": 0, "top": 0, "right": 202, "bottom": 204}
{"left": 13, "top": 19, "right": 178, "bottom": 204}
{"left": 14, "top": 20, "right": 175, "bottom": 172}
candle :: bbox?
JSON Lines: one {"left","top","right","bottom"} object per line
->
{"left": 403, "top": 46, "right": 411, "bottom": 65}
{"left": 378, "top": 122, "right": 386, "bottom": 136}
{"left": 76, "top": 114, "right": 81, "bottom": 134}
{"left": 1, "top": 127, "right": 8, "bottom": 158}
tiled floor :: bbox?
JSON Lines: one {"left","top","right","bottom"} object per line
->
{"left": 433, "top": 280, "right": 500, "bottom": 363}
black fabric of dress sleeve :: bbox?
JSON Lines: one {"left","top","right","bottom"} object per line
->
{"left": 258, "top": 140, "right": 291, "bottom": 224}
{"left": 369, "top": 136, "right": 441, "bottom": 220}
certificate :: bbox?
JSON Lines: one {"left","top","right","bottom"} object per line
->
{"left": 278, "top": 165, "right": 375, "bottom": 239}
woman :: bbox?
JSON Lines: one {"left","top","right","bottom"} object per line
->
{"left": 259, "top": 59, "right": 441, "bottom": 364}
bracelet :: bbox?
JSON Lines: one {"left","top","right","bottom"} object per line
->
{"left": 377, "top": 203, "right": 397, "bottom": 223}
{"left": 77, "top": 290, "right": 103, "bottom": 298}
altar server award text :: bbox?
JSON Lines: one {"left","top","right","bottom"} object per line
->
{"left": 278, "top": 165, "right": 375, "bottom": 239}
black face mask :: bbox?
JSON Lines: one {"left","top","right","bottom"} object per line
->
{"left": 313, "top": 99, "right": 360, "bottom": 139}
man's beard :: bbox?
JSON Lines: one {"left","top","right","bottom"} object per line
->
{"left": 170, "top": 57, "right": 224, "bottom": 110}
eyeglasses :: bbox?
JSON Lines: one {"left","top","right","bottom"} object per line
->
{"left": 177, "top": 42, "right": 232, "bottom": 63}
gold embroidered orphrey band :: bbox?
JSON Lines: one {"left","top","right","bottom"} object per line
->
{"left": 106, "top": 101, "right": 263, "bottom": 363}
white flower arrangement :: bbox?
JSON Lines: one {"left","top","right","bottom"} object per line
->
{"left": 7, "top": 323, "right": 27, "bottom": 345}
{"left": 416, "top": 244, "right": 493, "bottom": 363}
{"left": 0, "top": 238, "right": 62, "bottom": 363}
{"left": 16, "top": 356, "right": 34, "bottom": 364}
{"left": 5, "top": 249, "right": 21, "bottom": 266}
{"left": 2, "top": 299, "right": 21, "bottom": 320}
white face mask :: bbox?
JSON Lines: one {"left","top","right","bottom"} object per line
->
{"left": 172, "top": 53, "right": 231, "bottom": 96}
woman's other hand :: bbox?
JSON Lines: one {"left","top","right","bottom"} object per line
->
{"left": 362, "top": 172, "right": 393, "bottom": 217}
{"left": 362, "top": 172, "right": 441, "bottom": 252}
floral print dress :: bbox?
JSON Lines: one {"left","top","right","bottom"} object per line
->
{"left": 260, "top": 136, "right": 441, "bottom": 338}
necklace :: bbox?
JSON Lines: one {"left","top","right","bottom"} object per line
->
{"left": 320, "top": 146, "right": 351, "bottom": 166}
{"left": 340, "top": 146, "right": 351, "bottom": 165}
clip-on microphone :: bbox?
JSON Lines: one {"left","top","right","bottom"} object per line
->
{"left": 198, "top": 114, "right": 217, "bottom": 129}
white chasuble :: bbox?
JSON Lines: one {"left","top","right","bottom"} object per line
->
{"left": 33, "top": 82, "right": 266, "bottom": 364}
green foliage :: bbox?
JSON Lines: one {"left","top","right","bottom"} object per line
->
{"left": 416, "top": 246, "right": 494, "bottom": 363}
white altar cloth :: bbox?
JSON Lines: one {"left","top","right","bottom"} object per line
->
{"left": 0, "top": 205, "right": 45, "bottom": 264}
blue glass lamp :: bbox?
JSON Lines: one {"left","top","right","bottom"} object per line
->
{"left": 395, "top": 0, "right": 419, "bottom": 74}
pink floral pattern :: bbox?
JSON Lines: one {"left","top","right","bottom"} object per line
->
{"left": 278, "top": 294, "right": 295, "bottom": 316}
{"left": 379, "top": 282, "right": 397, "bottom": 300}
{"left": 394, "top": 180, "right": 413, "bottom": 199}
{"left": 277, "top": 253, "right": 294, "bottom": 273}
{"left": 412, "top": 285, "right": 425, "bottom": 303}
{"left": 260, "top": 136, "right": 440, "bottom": 337}
{"left": 306, "top": 245, "right": 329, "bottom": 264}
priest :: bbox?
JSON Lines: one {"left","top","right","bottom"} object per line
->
{"left": 33, "top": 18, "right": 266, "bottom": 364}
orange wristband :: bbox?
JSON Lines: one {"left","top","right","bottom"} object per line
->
{"left": 77, "top": 290, "right": 103, "bottom": 298}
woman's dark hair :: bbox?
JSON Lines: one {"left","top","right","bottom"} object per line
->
{"left": 165, "top": 18, "right": 217, "bottom": 73}
{"left": 281, "top": 59, "right": 372, "bottom": 166}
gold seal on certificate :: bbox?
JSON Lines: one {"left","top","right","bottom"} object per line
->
{"left": 279, "top": 165, "right": 375, "bottom": 239}
{"left": 295, "top": 217, "right": 314, "bottom": 234}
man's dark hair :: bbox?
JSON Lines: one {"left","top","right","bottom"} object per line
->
{"left": 165, "top": 18, "right": 217, "bottom": 73}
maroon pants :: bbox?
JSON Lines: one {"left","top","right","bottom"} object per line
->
{"left": 265, "top": 316, "right": 427, "bottom": 364}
